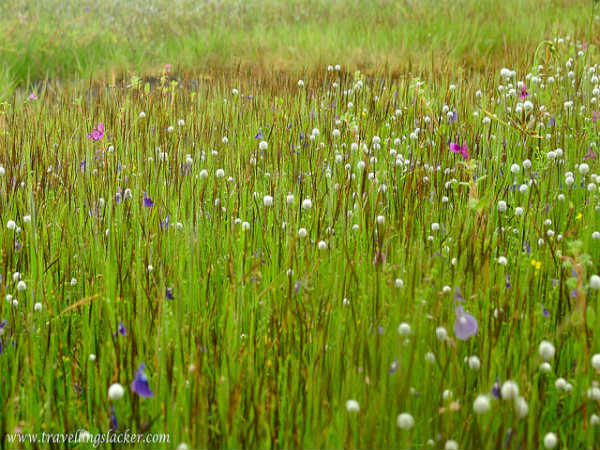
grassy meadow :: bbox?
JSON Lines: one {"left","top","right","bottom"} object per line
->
{"left": 1, "top": 0, "right": 600, "bottom": 449}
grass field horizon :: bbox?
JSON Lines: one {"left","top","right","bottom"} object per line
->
{"left": 1, "top": 1, "right": 600, "bottom": 450}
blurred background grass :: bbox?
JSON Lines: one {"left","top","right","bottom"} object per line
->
{"left": 0, "top": 0, "right": 597, "bottom": 99}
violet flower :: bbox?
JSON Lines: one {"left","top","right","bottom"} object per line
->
{"left": 453, "top": 305, "right": 478, "bottom": 340}
{"left": 131, "top": 363, "right": 155, "bottom": 398}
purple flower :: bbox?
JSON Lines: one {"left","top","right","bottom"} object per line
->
{"left": 448, "top": 110, "right": 458, "bottom": 123}
{"left": 118, "top": 321, "right": 127, "bottom": 336}
{"left": 143, "top": 192, "right": 154, "bottom": 208}
{"left": 87, "top": 122, "right": 105, "bottom": 141}
{"left": 548, "top": 116, "right": 555, "bottom": 127}
{"left": 492, "top": 378, "right": 501, "bottom": 398}
{"left": 453, "top": 305, "right": 478, "bottom": 340}
{"left": 110, "top": 407, "right": 118, "bottom": 431}
{"left": 254, "top": 130, "right": 264, "bottom": 140}
{"left": 166, "top": 288, "right": 174, "bottom": 300}
{"left": 160, "top": 215, "right": 170, "bottom": 230}
{"left": 519, "top": 85, "right": 529, "bottom": 100}
{"left": 541, "top": 304, "right": 550, "bottom": 317}
{"left": 449, "top": 142, "right": 469, "bottom": 159}
{"left": 505, "top": 274, "right": 512, "bottom": 289}
{"left": 453, "top": 287, "right": 464, "bottom": 302}
{"left": 372, "top": 249, "right": 386, "bottom": 266}
{"left": 131, "top": 363, "right": 154, "bottom": 398}
{"left": 585, "top": 146, "right": 597, "bottom": 160}
{"left": 388, "top": 359, "right": 398, "bottom": 374}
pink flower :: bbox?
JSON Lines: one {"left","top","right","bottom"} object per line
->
{"left": 28, "top": 92, "right": 37, "bottom": 100}
{"left": 450, "top": 142, "right": 469, "bottom": 159}
{"left": 164, "top": 64, "right": 171, "bottom": 72}
{"left": 519, "top": 85, "right": 529, "bottom": 100}
{"left": 87, "top": 122, "right": 105, "bottom": 141}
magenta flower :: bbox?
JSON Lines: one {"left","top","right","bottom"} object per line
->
{"left": 453, "top": 305, "right": 478, "bottom": 340}
{"left": 450, "top": 142, "right": 469, "bottom": 159}
{"left": 87, "top": 122, "right": 105, "bottom": 141}
{"left": 28, "top": 92, "right": 38, "bottom": 100}
{"left": 585, "top": 146, "right": 597, "bottom": 160}
{"left": 519, "top": 85, "right": 529, "bottom": 100}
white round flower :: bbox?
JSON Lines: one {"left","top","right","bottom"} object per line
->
{"left": 396, "top": 413, "right": 414, "bottom": 430}
{"left": 298, "top": 228, "right": 307, "bottom": 238}
{"left": 302, "top": 198, "right": 313, "bottom": 210}
{"left": 431, "top": 222, "right": 440, "bottom": 232}
{"left": 345, "top": 399, "right": 360, "bottom": 413}
{"left": 16, "top": 280, "right": 26, "bottom": 291}
{"left": 6, "top": 220, "right": 16, "bottom": 230}
{"left": 555, "top": 378, "right": 567, "bottom": 390}
{"left": 590, "top": 275, "right": 600, "bottom": 289}
{"left": 317, "top": 241, "right": 327, "bottom": 250}
{"left": 397, "top": 322, "right": 411, "bottom": 336}
{"left": 395, "top": 278, "right": 404, "bottom": 288}
{"left": 515, "top": 207, "right": 524, "bottom": 217}
{"left": 34, "top": 302, "right": 42, "bottom": 312}
{"left": 538, "top": 340, "right": 556, "bottom": 361}
{"left": 259, "top": 141, "right": 268, "bottom": 151}
{"left": 377, "top": 215, "right": 385, "bottom": 225}
{"left": 523, "top": 159, "right": 532, "bottom": 169}
{"left": 263, "top": 195, "right": 273, "bottom": 207}
{"left": 89, "top": 354, "right": 96, "bottom": 361}
{"left": 501, "top": 380, "right": 519, "bottom": 400}
{"left": 588, "top": 386, "right": 600, "bottom": 400}
{"left": 215, "top": 169, "right": 225, "bottom": 178}
{"left": 515, "top": 396, "right": 529, "bottom": 418}
{"left": 510, "top": 164, "right": 520, "bottom": 174}
{"left": 241, "top": 221, "right": 250, "bottom": 231}
{"left": 591, "top": 414, "right": 600, "bottom": 426}
{"left": 286, "top": 194, "right": 294, "bottom": 205}
{"left": 425, "top": 352, "right": 436, "bottom": 364}
{"left": 543, "top": 432, "right": 557, "bottom": 449}
{"left": 498, "top": 201, "right": 507, "bottom": 213}
{"left": 580, "top": 163, "right": 590, "bottom": 175}
{"left": 498, "top": 256, "right": 507, "bottom": 266}
{"left": 468, "top": 356, "right": 481, "bottom": 371}
{"left": 108, "top": 383, "right": 125, "bottom": 401}
{"left": 436, "top": 327, "right": 447, "bottom": 341}
{"left": 444, "top": 440, "right": 459, "bottom": 450}
{"left": 473, "top": 395, "right": 490, "bottom": 414}
{"left": 539, "top": 362, "right": 552, "bottom": 373}
{"left": 592, "top": 353, "right": 600, "bottom": 370}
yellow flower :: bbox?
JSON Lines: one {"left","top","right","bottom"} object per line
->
{"left": 576, "top": 213, "right": 583, "bottom": 220}
{"left": 530, "top": 260, "right": 542, "bottom": 270}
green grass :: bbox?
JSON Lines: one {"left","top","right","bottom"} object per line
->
{"left": 0, "top": 0, "right": 597, "bottom": 99}
{"left": 1, "top": 1, "right": 600, "bottom": 449}
{"left": 0, "top": 36, "right": 600, "bottom": 449}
